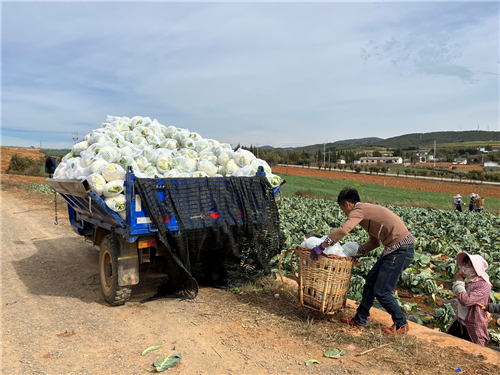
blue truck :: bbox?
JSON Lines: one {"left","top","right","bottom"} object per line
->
{"left": 45, "top": 158, "right": 283, "bottom": 305}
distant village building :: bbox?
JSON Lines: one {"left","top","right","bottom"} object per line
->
{"left": 416, "top": 152, "right": 428, "bottom": 162}
{"left": 359, "top": 156, "right": 403, "bottom": 165}
{"left": 453, "top": 158, "right": 467, "bottom": 165}
{"left": 484, "top": 161, "right": 499, "bottom": 168}
{"left": 336, "top": 159, "right": 346, "bottom": 164}
{"left": 353, "top": 160, "right": 361, "bottom": 164}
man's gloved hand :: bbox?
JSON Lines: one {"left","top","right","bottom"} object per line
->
{"left": 310, "top": 244, "right": 324, "bottom": 260}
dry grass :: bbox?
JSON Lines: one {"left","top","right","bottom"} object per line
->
{"left": 1, "top": 179, "right": 66, "bottom": 209}
{"left": 228, "top": 276, "right": 499, "bottom": 375}
{"left": 1, "top": 178, "right": 32, "bottom": 194}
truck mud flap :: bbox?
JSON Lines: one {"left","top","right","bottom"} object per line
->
{"left": 115, "top": 234, "right": 139, "bottom": 286}
{"left": 117, "top": 255, "right": 139, "bottom": 286}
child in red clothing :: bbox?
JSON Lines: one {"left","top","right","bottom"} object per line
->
{"left": 447, "top": 253, "right": 492, "bottom": 346}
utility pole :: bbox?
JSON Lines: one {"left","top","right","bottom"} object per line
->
{"left": 323, "top": 142, "right": 326, "bottom": 165}
{"left": 434, "top": 140, "right": 436, "bottom": 169}
{"left": 286, "top": 150, "right": 289, "bottom": 175}
{"left": 256, "top": 143, "right": 259, "bottom": 158}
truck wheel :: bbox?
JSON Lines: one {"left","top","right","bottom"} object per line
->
{"left": 99, "top": 235, "right": 132, "bottom": 306}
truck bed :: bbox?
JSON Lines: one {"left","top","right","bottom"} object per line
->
{"left": 46, "top": 169, "right": 281, "bottom": 243}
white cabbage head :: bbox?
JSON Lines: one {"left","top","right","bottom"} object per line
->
{"left": 72, "top": 141, "right": 89, "bottom": 156}
{"left": 197, "top": 161, "right": 217, "bottom": 177}
{"left": 87, "top": 173, "right": 106, "bottom": 196}
{"left": 102, "top": 163, "right": 126, "bottom": 182}
{"left": 234, "top": 149, "right": 256, "bottom": 167}
{"left": 104, "top": 194, "right": 126, "bottom": 212}
{"left": 103, "top": 180, "right": 124, "bottom": 198}
{"left": 217, "top": 150, "right": 234, "bottom": 166}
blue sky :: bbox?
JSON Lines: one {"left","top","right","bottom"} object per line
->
{"left": 1, "top": 1, "right": 499, "bottom": 149}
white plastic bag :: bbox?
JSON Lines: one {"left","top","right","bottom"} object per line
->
{"left": 104, "top": 194, "right": 126, "bottom": 212}
{"left": 177, "top": 148, "right": 198, "bottom": 159}
{"left": 181, "top": 138, "right": 196, "bottom": 149}
{"left": 159, "top": 138, "right": 178, "bottom": 150}
{"left": 218, "top": 150, "right": 234, "bottom": 166}
{"left": 164, "top": 169, "right": 179, "bottom": 178}
{"left": 87, "top": 173, "right": 106, "bottom": 196}
{"left": 102, "top": 163, "right": 126, "bottom": 182}
{"left": 72, "top": 141, "right": 89, "bottom": 156}
{"left": 134, "top": 155, "right": 150, "bottom": 172}
{"left": 199, "top": 152, "right": 218, "bottom": 164}
{"left": 95, "top": 147, "right": 120, "bottom": 164}
{"left": 234, "top": 149, "right": 256, "bottom": 167}
{"left": 323, "top": 243, "right": 346, "bottom": 257}
{"left": 193, "top": 171, "right": 209, "bottom": 178}
{"left": 119, "top": 156, "right": 139, "bottom": 173}
{"left": 225, "top": 159, "right": 240, "bottom": 175}
{"left": 88, "top": 159, "right": 109, "bottom": 175}
{"left": 103, "top": 180, "right": 124, "bottom": 198}
{"left": 342, "top": 242, "right": 359, "bottom": 257}
{"left": 144, "top": 166, "right": 160, "bottom": 177}
{"left": 53, "top": 163, "right": 68, "bottom": 179}
{"left": 232, "top": 164, "right": 257, "bottom": 177}
{"left": 172, "top": 157, "right": 197, "bottom": 173}
{"left": 197, "top": 161, "right": 218, "bottom": 177}
{"left": 156, "top": 154, "right": 172, "bottom": 173}
{"left": 301, "top": 236, "right": 323, "bottom": 249}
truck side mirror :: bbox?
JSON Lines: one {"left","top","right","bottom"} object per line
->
{"left": 45, "top": 157, "right": 57, "bottom": 175}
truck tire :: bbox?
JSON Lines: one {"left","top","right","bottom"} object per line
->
{"left": 99, "top": 235, "right": 132, "bottom": 306}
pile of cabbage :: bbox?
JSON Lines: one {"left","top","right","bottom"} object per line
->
{"left": 53, "top": 115, "right": 282, "bottom": 220}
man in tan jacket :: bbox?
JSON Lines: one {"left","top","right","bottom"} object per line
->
{"left": 310, "top": 188, "right": 415, "bottom": 334}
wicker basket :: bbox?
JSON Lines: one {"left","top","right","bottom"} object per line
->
{"left": 278, "top": 246, "right": 355, "bottom": 314}
{"left": 475, "top": 198, "right": 485, "bottom": 207}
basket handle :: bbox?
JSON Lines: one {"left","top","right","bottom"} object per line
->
{"left": 278, "top": 248, "right": 300, "bottom": 304}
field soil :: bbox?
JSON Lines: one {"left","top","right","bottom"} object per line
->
{"left": 273, "top": 166, "right": 500, "bottom": 199}
{"left": 1, "top": 147, "right": 500, "bottom": 374}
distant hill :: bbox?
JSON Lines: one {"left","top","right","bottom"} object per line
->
{"left": 270, "top": 137, "right": 383, "bottom": 152}
{"left": 367, "top": 131, "right": 500, "bottom": 149}
{"left": 260, "top": 131, "right": 500, "bottom": 152}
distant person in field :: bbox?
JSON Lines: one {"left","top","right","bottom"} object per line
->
{"left": 309, "top": 187, "right": 414, "bottom": 335}
{"left": 453, "top": 194, "right": 462, "bottom": 212}
{"left": 469, "top": 193, "right": 476, "bottom": 212}
{"left": 473, "top": 194, "right": 483, "bottom": 213}
{"left": 448, "top": 253, "right": 491, "bottom": 346}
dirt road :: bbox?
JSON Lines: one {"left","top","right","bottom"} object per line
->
{"left": 1, "top": 185, "right": 500, "bottom": 375}
{"left": 1, "top": 190, "right": 331, "bottom": 375}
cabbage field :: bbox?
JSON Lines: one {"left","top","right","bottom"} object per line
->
{"left": 275, "top": 196, "right": 500, "bottom": 340}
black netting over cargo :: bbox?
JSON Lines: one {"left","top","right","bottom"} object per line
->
{"left": 134, "top": 176, "right": 283, "bottom": 299}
